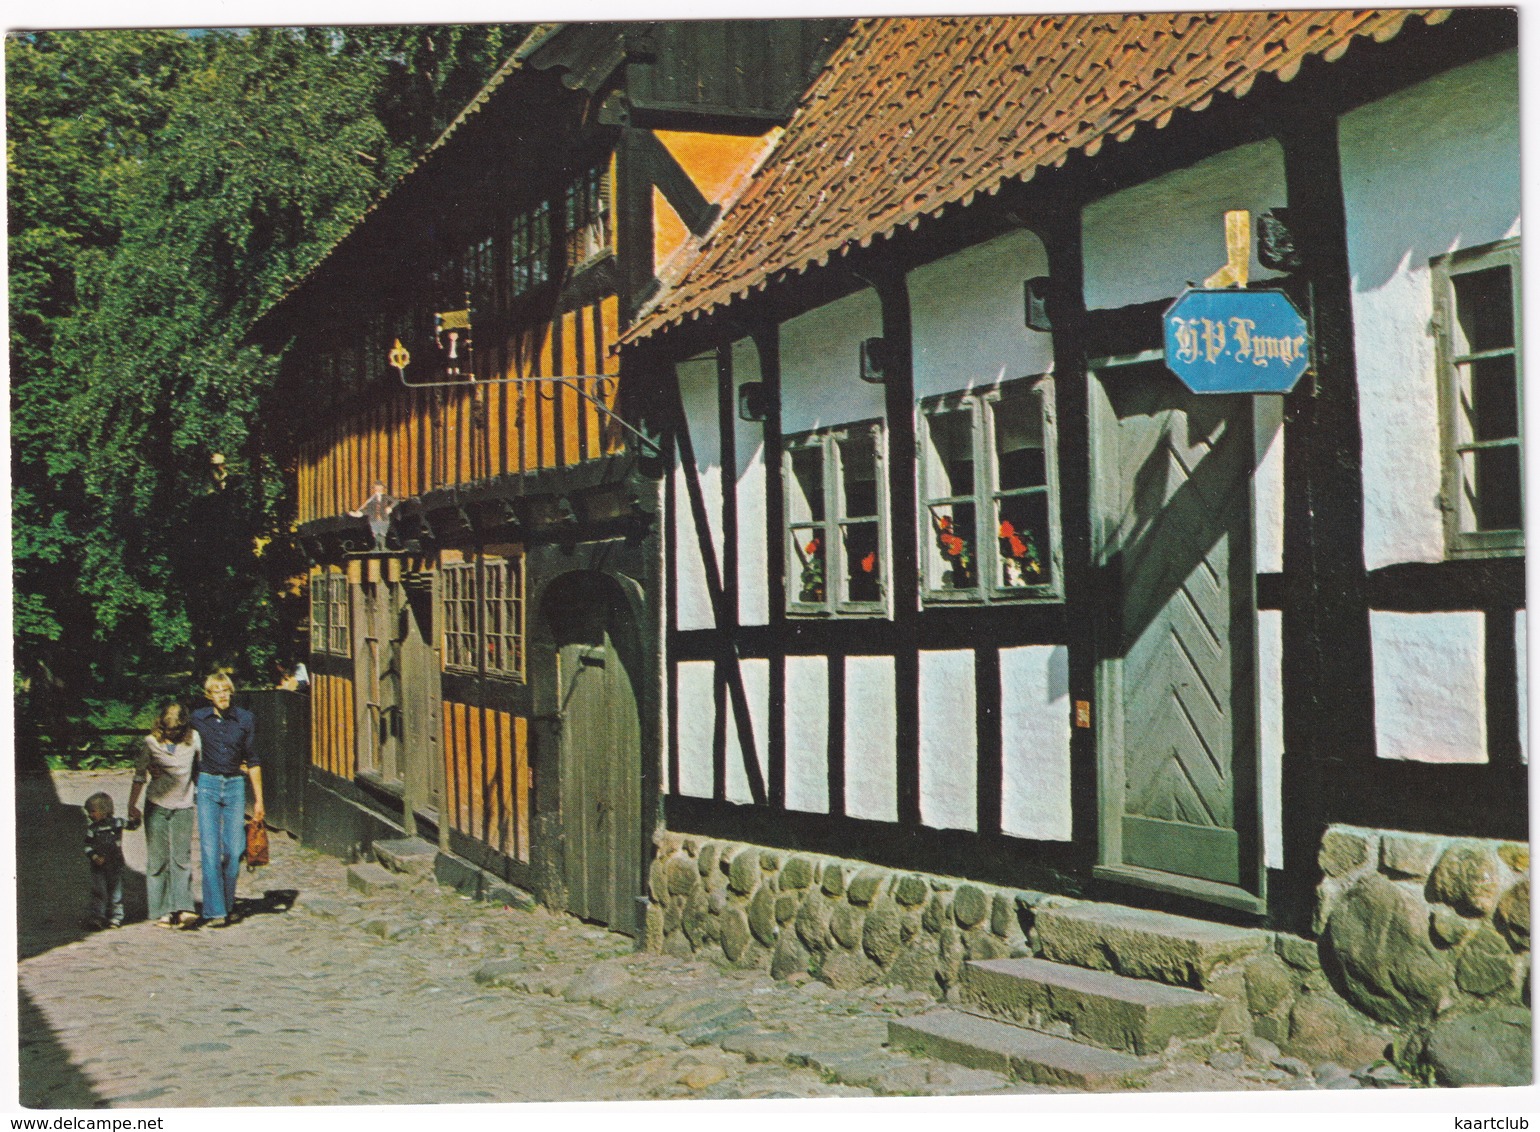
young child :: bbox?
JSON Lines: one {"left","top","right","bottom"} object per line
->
{"left": 83, "top": 792, "right": 130, "bottom": 929}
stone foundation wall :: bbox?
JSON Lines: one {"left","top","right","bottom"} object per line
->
{"left": 1315, "top": 825, "right": 1531, "bottom": 1026}
{"left": 643, "top": 832, "right": 1061, "bottom": 993}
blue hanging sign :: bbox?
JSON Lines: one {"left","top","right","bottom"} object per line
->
{"left": 1163, "top": 288, "right": 1311, "bottom": 394}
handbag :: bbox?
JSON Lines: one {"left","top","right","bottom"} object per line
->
{"left": 245, "top": 818, "right": 270, "bottom": 870}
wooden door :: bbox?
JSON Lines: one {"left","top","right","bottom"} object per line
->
{"left": 400, "top": 581, "right": 444, "bottom": 822}
{"left": 552, "top": 581, "right": 642, "bottom": 933}
{"left": 1092, "top": 363, "right": 1264, "bottom": 911}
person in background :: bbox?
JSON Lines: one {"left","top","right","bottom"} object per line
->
{"left": 348, "top": 480, "right": 397, "bottom": 551}
{"left": 128, "top": 701, "right": 200, "bottom": 928}
{"left": 82, "top": 792, "right": 129, "bottom": 929}
{"left": 191, "top": 673, "right": 265, "bottom": 927}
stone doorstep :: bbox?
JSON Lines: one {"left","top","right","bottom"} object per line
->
{"left": 372, "top": 837, "right": 439, "bottom": 877}
{"left": 961, "top": 956, "right": 1224, "bottom": 1056}
{"left": 346, "top": 861, "right": 405, "bottom": 895}
{"left": 889, "top": 1011, "right": 1157, "bottom": 1090}
{"left": 1034, "top": 903, "right": 1269, "bottom": 989}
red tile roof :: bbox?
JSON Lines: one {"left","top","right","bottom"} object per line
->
{"left": 628, "top": 9, "right": 1447, "bottom": 342}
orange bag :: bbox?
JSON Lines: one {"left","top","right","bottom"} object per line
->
{"left": 245, "top": 818, "right": 270, "bottom": 869}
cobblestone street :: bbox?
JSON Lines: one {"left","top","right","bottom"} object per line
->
{"left": 12, "top": 770, "right": 1417, "bottom": 1110}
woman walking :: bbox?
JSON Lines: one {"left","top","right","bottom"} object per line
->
{"left": 127, "top": 701, "right": 199, "bottom": 927}
{"left": 191, "top": 673, "right": 264, "bottom": 928}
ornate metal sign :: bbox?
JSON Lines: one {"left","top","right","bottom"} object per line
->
{"left": 1163, "top": 288, "right": 1311, "bottom": 394}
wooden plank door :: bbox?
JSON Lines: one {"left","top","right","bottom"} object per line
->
{"left": 400, "top": 581, "right": 444, "bottom": 822}
{"left": 1091, "top": 362, "right": 1264, "bottom": 912}
{"left": 555, "top": 588, "right": 642, "bottom": 933}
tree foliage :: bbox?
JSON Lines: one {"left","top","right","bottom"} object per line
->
{"left": 10, "top": 24, "right": 521, "bottom": 734}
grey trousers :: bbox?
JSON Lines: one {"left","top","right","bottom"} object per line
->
{"left": 144, "top": 802, "right": 195, "bottom": 920}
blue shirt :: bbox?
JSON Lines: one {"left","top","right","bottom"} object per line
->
{"left": 191, "top": 704, "right": 258, "bottom": 775}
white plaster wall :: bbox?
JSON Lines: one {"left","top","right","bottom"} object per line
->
{"left": 725, "top": 658, "right": 770, "bottom": 805}
{"left": 732, "top": 338, "right": 769, "bottom": 626}
{"left": 1258, "top": 609, "right": 1283, "bottom": 869}
{"left": 999, "top": 645, "right": 1072, "bottom": 840}
{"left": 909, "top": 230, "right": 1055, "bottom": 399}
{"left": 844, "top": 654, "right": 898, "bottom": 822}
{"left": 1255, "top": 398, "right": 1284, "bottom": 576}
{"left": 1517, "top": 610, "right": 1528, "bottom": 765}
{"left": 780, "top": 288, "right": 885, "bottom": 433}
{"left": 1083, "top": 139, "right": 1286, "bottom": 311}
{"left": 1371, "top": 611, "right": 1487, "bottom": 763}
{"left": 1341, "top": 51, "right": 1520, "bottom": 570}
{"left": 674, "top": 355, "right": 722, "bottom": 631}
{"left": 784, "top": 655, "right": 830, "bottom": 812}
{"left": 918, "top": 649, "right": 977, "bottom": 831}
{"left": 676, "top": 660, "right": 716, "bottom": 797}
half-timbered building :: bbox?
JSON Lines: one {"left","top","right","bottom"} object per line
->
{"left": 620, "top": 9, "right": 1528, "bottom": 1067}
{"left": 251, "top": 20, "right": 850, "bottom": 933}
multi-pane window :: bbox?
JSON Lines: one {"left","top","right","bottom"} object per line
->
{"left": 309, "top": 568, "right": 351, "bottom": 655}
{"left": 441, "top": 555, "right": 527, "bottom": 680}
{"left": 1434, "top": 238, "right": 1523, "bottom": 556}
{"left": 506, "top": 201, "right": 552, "bottom": 299}
{"left": 565, "top": 162, "right": 612, "bottom": 268}
{"left": 786, "top": 421, "right": 887, "bottom": 615}
{"left": 919, "top": 377, "right": 1060, "bottom": 602}
{"left": 482, "top": 558, "right": 526, "bottom": 679}
{"left": 442, "top": 562, "right": 478, "bottom": 671}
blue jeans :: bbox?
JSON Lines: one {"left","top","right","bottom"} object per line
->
{"left": 89, "top": 866, "right": 123, "bottom": 926}
{"left": 197, "top": 773, "right": 247, "bottom": 919}
{"left": 144, "top": 803, "right": 195, "bottom": 920}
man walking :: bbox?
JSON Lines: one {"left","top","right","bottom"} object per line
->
{"left": 191, "top": 672, "right": 265, "bottom": 927}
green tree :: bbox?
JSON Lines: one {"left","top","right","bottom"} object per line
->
{"left": 10, "top": 25, "right": 520, "bottom": 743}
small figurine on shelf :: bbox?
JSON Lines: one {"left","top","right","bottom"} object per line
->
{"left": 349, "top": 480, "right": 397, "bottom": 552}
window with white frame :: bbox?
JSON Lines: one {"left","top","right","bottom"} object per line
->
{"left": 309, "top": 568, "right": 351, "bottom": 655}
{"left": 441, "top": 555, "right": 527, "bottom": 680}
{"left": 786, "top": 421, "right": 887, "bottom": 616}
{"left": 918, "top": 376, "right": 1060, "bottom": 602}
{"left": 1434, "top": 238, "right": 1523, "bottom": 556}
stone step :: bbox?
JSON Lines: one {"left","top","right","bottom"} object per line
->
{"left": 888, "top": 1011, "right": 1157, "bottom": 1089}
{"left": 372, "top": 837, "right": 438, "bottom": 877}
{"left": 961, "top": 956, "right": 1224, "bottom": 1055}
{"left": 346, "top": 861, "right": 405, "bottom": 895}
{"left": 1034, "top": 902, "right": 1268, "bottom": 989}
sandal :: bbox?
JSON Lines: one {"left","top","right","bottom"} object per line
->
{"left": 155, "top": 915, "right": 177, "bottom": 928}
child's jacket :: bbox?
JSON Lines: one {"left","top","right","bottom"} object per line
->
{"left": 84, "top": 817, "right": 126, "bottom": 871}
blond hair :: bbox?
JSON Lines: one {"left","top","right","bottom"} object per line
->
{"left": 204, "top": 672, "right": 236, "bottom": 697}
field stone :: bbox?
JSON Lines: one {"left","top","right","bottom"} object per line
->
{"left": 894, "top": 874, "right": 930, "bottom": 907}
{"left": 663, "top": 929, "right": 694, "bottom": 959}
{"left": 760, "top": 850, "right": 782, "bottom": 870}
{"left": 921, "top": 894, "right": 946, "bottom": 934}
{"left": 862, "top": 904, "right": 904, "bottom": 966}
{"left": 667, "top": 854, "right": 698, "bottom": 896}
{"left": 1429, "top": 844, "right": 1502, "bottom": 917}
{"left": 697, "top": 843, "right": 719, "bottom": 877}
{"left": 937, "top": 922, "right": 966, "bottom": 989}
{"left": 1285, "top": 989, "right": 1393, "bottom": 1067}
{"left": 889, "top": 940, "right": 943, "bottom": 995}
{"left": 727, "top": 849, "right": 760, "bottom": 896}
{"left": 770, "top": 930, "right": 810, "bottom": 981}
{"left": 1243, "top": 1035, "right": 1281, "bottom": 1064}
{"left": 780, "top": 857, "right": 814, "bottom": 890}
{"left": 1209, "top": 1049, "right": 1243, "bottom": 1071}
{"left": 643, "top": 902, "right": 665, "bottom": 952}
{"left": 1497, "top": 843, "right": 1529, "bottom": 872}
{"left": 649, "top": 858, "right": 669, "bottom": 901}
{"left": 774, "top": 892, "right": 798, "bottom": 924}
{"left": 748, "top": 885, "right": 778, "bottom": 946}
{"left": 961, "top": 928, "right": 1009, "bottom": 961}
{"left": 1379, "top": 833, "right": 1441, "bottom": 879}
{"left": 1494, "top": 880, "right": 1530, "bottom": 949}
{"left": 663, "top": 894, "right": 685, "bottom": 934}
{"left": 1320, "top": 829, "right": 1372, "bottom": 878}
{"left": 990, "top": 894, "right": 1013, "bottom": 938}
{"left": 1455, "top": 927, "right": 1515, "bottom": 996}
{"left": 1276, "top": 935, "right": 1322, "bottom": 971}
{"left": 831, "top": 903, "right": 864, "bottom": 950}
{"left": 951, "top": 885, "right": 988, "bottom": 928}
{"left": 1425, "top": 1004, "right": 1533, "bottom": 1086}
{"left": 819, "top": 949, "right": 881, "bottom": 990}
{"left": 1324, "top": 874, "right": 1451, "bottom": 1025}
{"left": 795, "top": 892, "right": 834, "bottom": 951}
{"left": 720, "top": 907, "right": 751, "bottom": 963}
{"left": 821, "top": 864, "right": 846, "bottom": 898}
{"left": 1245, "top": 954, "right": 1296, "bottom": 1016}
{"left": 846, "top": 869, "right": 884, "bottom": 906}
{"left": 682, "top": 885, "right": 712, "bottom": 946}
{"left": 1430, "top": 905, "right": 1473, "bottom": 948}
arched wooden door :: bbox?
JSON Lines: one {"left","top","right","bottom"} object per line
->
{"left": 544, "top": 574, "right": 643, "bottom": 933}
